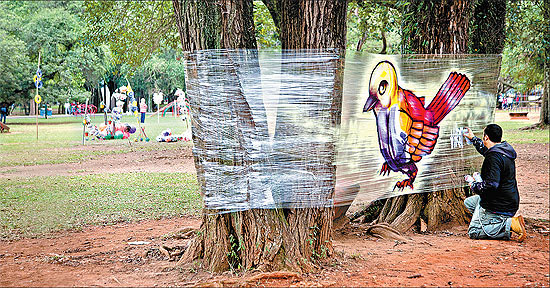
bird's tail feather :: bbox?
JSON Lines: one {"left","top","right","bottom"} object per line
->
{"left": 427, "top": 72, "right": 470, "bottom": 125}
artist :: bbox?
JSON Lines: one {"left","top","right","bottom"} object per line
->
{"left": 462, "top": 124, "right": 527, "bottom": 242}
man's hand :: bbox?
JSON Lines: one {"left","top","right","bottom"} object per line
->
{"left": 463, "top": 127, "right": 475, "bottom": 140}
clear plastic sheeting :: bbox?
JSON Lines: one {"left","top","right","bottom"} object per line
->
{"left": 184, "top": 50, "right": 501, "bottom": 213}
{"left": 336, "top": 54, "right": 501, "bottom": 209}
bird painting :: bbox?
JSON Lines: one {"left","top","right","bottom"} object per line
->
{"left": 363, "top": 61, "right": 470, "bottom": 190}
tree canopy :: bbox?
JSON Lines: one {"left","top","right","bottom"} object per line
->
{"left": 0, "top": 0, "right": 545, "bottom": 113}
{"left": 0, "top": 1, "right": 109, "bottom": 105}
{"left": 501, "top": 0, "right": 546, "bottom": 92}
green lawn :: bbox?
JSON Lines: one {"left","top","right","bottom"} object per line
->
{"left": 497, "top": 121, "right": 549, "bottom": 144}
{"left": 0, "top": 115, "right": 191, "bottom": 167}
{"left": 0, "top": 172, "right": 201, "bottom": 240}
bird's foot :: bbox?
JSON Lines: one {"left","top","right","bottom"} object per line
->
{"left": 394, "top": 179, "right": 414, "bottom": 191}
{"left": 380, "top": 162, "right": 391, "bottom": 176}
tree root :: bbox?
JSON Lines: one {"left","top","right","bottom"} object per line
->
{"left": 194, "top": 271, "right": 302, "bottom": 287}
{"left": 161, "top": 227, "right": 196, "bottom": 240}
{"left": 519, "top": 122, "right": 549, "bottom": 130}
{"left": 362, "top": 223, "right": 409, "bottom": 242}
{"left": 158, "top": 244, "right": 188, "bottom": 261}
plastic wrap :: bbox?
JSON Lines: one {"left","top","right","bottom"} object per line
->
{"left": 184, "top": 50, "right": 501, "bottom": 213}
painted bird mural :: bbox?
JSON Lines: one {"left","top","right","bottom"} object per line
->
{"left": 363, "top": 61, "right": 470, "bottom": 190}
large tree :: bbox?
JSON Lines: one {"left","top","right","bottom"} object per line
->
{"left": 174, "top": 0, "right": 347, "bottom": 272}
{"left": 363, "top": 0, "right": 508, "bottom": 232}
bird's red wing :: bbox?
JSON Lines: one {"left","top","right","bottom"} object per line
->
{"left": 406, "top": 121, "right": 439, "bottom": 162}
{"left": 400, "top": 89, "right": 440, "bottom": 162}
{"left": 402, "top": 89, "right": 427, "bottom": 121}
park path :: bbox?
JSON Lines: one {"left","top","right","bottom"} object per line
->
{"left": 0, "top": 147, "right": 196, "bottom": 178}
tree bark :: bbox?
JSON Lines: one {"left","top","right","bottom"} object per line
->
{"left": 402, "top": 0, "right": 473, "bottom": 54}
{"left": 173, "top": 0, "right": 347, "bottom": 272}
{"left": 279, "top": 0, "right": 347, "bottom": 52}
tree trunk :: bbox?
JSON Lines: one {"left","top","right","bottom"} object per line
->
{"left": 402, "top": 0, "right": 473, "bottom": 54}
{"left": 379, "top": 29, "right": 387, "bottom": 54}
{"left": 174, "top": 0, "right": 347, "bottom": 272}
{"left": 542, "top": 60, "right": 549, "bottom": 125}
{"left": 279, "top": 0, "right": 347, "bottom": 52}
{"left": 356, "top": 31, "right": 368, "bottom": 52}
{"left": 540, "top": 0, "right": 550, "bottom": 125}
{"left": 376, "top": 0, "right": 489, "bottom": 233}
{"left": 261, "top": 0, "right": 281, "bottom": 32}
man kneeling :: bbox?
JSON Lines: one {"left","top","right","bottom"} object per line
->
{"left": 463, "top": 124, "right": 527, "bottom": 242}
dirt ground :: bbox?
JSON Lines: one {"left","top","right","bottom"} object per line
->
{"left": 1, "top": 117, "right": 549, "bottom": 287}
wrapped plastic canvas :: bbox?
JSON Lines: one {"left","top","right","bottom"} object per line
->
{"left": 184, "top": 50, "right": 501, "bottom": 213}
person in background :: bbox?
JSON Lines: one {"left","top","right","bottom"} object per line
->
{"left": 140, "top": 98, "right": 147, "bottom": 124}
{"left": 462, "top": 124, "right": 527, "bottom": 242}
{"left": 64, "top": 101, "right": 70, "bottom": 115}
{"left": 0, "top": 102, "right": 8, "bottom": 123}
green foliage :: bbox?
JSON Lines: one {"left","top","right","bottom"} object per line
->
{"left": 253, "top": 0, "right": 280, "bottom": 49}
{"left": 468, "top": 0, "right": 506, "bottom": 54}
{"left": 227, "top": 233, "right": 243, "bottom": 272}
{"left": 121, "top": 49, "right": 186, "bottom": 100}
{"left": 82, "top": 1, "right": 185, "bottom": 103}
{"left": 0, "top": 30, "right": 30, "bottom": 103}
{"left": 501, "top": 0, "right": 546, "bottom": 92}
{"left": 83, "top": 0, "right": 178, "bottom": 68}
{"left": 0, "top": 1, "right": 112, "bottom": 105}
{"left": 346, "top": 0, "right": 402, "bottom": 53}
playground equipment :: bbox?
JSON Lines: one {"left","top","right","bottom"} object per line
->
{"left": 72, "top": 104, "right": 97, "bottom": 116}
{"left": 150, "top": 100, "right": 178, "bottom": 117}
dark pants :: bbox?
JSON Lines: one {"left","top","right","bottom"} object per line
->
{"left": 140, "top": 112, "right": 146, "bottom": 123}
{"left": 0, "top": 113, "right": 6, "bottom": 123}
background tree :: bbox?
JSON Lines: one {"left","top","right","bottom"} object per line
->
{"left": 500, "top": 0, "right": 548, "bottom": 126}
{"left": 83, "top": 0, "right": 178, "bottom": 67}
{"left": 346, "top": 0, "right": 401, "bottom": 53}
{"left": 0, "top": 30, "right": 29, "bottom": 104}
{"left": 0, "top": 1, "right": 114, "bottom": 112}
{"left": 253, "top": 0, "right": 281, "bottom": 49}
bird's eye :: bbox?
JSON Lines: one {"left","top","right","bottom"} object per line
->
{"left": 378, "top": 80, "right": 388, "bottom": 95}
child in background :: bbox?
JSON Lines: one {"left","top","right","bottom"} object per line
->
{"left": 140, "top": 98, "right": 147, "bottom": 124}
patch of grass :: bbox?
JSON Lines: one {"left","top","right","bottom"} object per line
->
{"left": 0, "top": 115, "right": 190, "bottom": 167}
{"left": 497, "top": 121, "right": 549, "bottom": 144}
{"left": 0, "top": 172, "right": 201, "bottom": 240}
